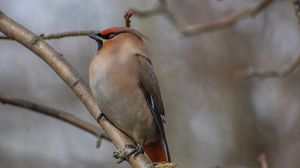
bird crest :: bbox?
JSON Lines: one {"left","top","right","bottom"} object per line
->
{"left": 99, "top": 26, "right": 149, "bottom": 40}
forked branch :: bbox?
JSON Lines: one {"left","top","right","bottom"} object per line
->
{"left": 0, "top": 94, "right": 110, "bottom": 141}
{"left": 0, "top": 0, "right": 273, "bottom": 41}
{"left": 132, "top": 0, "right": 273, "bottom": 35}
{"left": 0, "top": 10, "right": 153, "bottom": 168}
{"left": 124, "top": 10, "right": 134, "bottom": 27}
{"left": 240, "top": 51, "right": 300, "bottom": 79}
{"left": 0, "top": 30, "right": 95, "bottom": 40}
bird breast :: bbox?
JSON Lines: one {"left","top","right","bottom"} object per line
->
{"left": 89, "top": 52, "right": 158, "bottom": 143}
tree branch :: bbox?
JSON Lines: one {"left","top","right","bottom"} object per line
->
{"left": 131, "top": 0, "right": 273, "bottom": 35}
{"left": 0, "top": 10, "right": 153, "bottom": 168}
{"left": 0, "top": 0, "right": 272, "bottom": 41}
{"left": 130, "top": 2, "right": 185, "bottom": 31}
{"left": 124, "top": 10, "right": 134, "bottom": 28}
{"left": 0, "top": 30, "right": 95, "bottom": 40}
{"left": 0, "top": 94, "right": 110, "bottom": 142}
{"left": 258, "top": 153, "right": 268, "bottom": 168}
{"left": 182, "top": 0, "right": 272, "bottom": 35}
{"left": 239, "top": 51, "right": 300, "bottom": 79}
{"left": 293, "top": 0, "right": 300, "bottom": 23}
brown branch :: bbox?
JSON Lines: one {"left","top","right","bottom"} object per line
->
{"left": 258, "top": 153, "right": 268, "bottom": 168}
{"left": 132, "top": 0, "right": 272, "bottom": 35}
{"left": 182, "top": 0, "right": 272, "bottom": 35}
{"left": 131, "top": 5, "right": 163, "bottom": 17}
{"left": 124, "top": 10, "right": 134, "bottom": 27}
{"left": 0, "top": 94, "right": 110, "bottom": 142}
{"left": 0, "top": 10, "right": 153, "bottom": 168}
{"left": 131, "top": 3, "right": 185, "bottom": 31}
{"left": 0, "top": 0, "right": 273, "bottom": 41}
{"left": 239, "top": 51, "right": 300, "bottom": 79}
{"left": 0, "top": 30, "right": 96, "bottom": 40}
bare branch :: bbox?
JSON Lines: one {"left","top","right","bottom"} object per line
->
{"left": 239, "top": 51, "right": 300, "bottom": 79}
{"left": 258, "top": 153, "right": 268, "bottom": 168}
{"left": 0, "top": 0, "right": 273, "bottom": 41}
{"left": 131, "top": 3, "right": 185, "bottom": 31}
{"left": 0, "top": 94, "right": 110, "bottom": 141}
{"left": 132, "top": 0, "right": 273, "bottom": 35}
{"left": 124, "top": 10, "right": 134, "bottom": 27}
{"left": 182, "top": 0, "right": 272, "bottom": 35}
{"left": 0, "top": 30, "right": 96, "bottom": 40}
{"left": 293, "top": 0, "right": 300, "bottom": 23}
{"left": 0, "top": 35, "right": 9, "bottom": 40}
{"left": 0, "top": 10, "right": 153, "bottom": 168}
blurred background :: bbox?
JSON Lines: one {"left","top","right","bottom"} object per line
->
{"left": 1, "top": 0, "right": 300, "bottom": 167}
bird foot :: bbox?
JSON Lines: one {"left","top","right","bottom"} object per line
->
{"left": 125, "top": 143, "right": 145, "bottom": 159}
{"left": 113, "top": 139, "right": 147, "bottom": 164}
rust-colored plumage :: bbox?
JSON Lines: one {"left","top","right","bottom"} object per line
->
{"left": 144, "top": 141, "right": 167, "bottom": 162}
{"left": 99, "top": 27, "right": 123, "bottom": 36}
{"left": 89, "top": 27, "right": 171, "bottom": 163}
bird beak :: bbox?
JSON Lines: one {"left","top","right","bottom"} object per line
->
{"left": 89, "top": 34, "right": 103, "bottom": 41}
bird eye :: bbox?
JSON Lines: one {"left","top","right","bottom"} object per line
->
{"left": 108, "top": 33, "right": 116, "bottom": 39}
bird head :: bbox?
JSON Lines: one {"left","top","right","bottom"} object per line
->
{"left": 89, "top": 27, "right": 148, "bottom": 49}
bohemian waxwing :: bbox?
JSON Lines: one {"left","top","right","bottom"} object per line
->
{"left": 88, "top": 27, "right": 171, "bottom": 162}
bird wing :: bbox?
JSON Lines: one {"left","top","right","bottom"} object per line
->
{"left": 136, "top": 54, "right": 171, "bottom": 162}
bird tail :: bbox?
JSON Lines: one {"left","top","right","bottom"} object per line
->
{"left": 144, "top": 140, "right": 167, "bottom": 162}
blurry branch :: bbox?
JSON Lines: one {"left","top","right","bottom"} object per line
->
{"left": 0, "top": 11, "right": 153, "bottom": 168}
{"left": 293, "top": 0, "right": 300, "bottom": 23}
{"left": 240, "top": 51, "right": 300, "bottom": 79}
{"left": 258, "top": 153, "right": 268, "bottom": 168}
{"left": 235, "top": 1, "right": 300, "bottom": 79}
{"left": 0, "top": 94, "right": 110, "bottom": 142}
{"left": 130, "top": 1, "right": 185, "bottom": 32}
{"left": 0, "top": 30, "right": 96, "bottom": 40}
{"left": 131, "top": 0, "right": 273, "bottom": 35}
{"left": 182, "top": 0, "right": 272, "bottom": 35}
{"left": 0, "top": 0, "right": 273, "bottom": 40}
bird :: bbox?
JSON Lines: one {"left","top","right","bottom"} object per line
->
{"left": 88, "top": 26, "right": 171, "bottom": 163}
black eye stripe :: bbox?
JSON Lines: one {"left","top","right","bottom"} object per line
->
{"left": 99, "top": 32, "right": 122, "bottom": 39}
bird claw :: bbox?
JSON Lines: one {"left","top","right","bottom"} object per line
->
{"left": 113, "top": 145, "right": 137, "bottom": 164}
{"left": 130, "top": 138, "right": 147, "bottom": 159}
{"left": 113, "top": 140, "right": 146, "bottom": 163}
{"left": 125, "top": 144, "right": 136, "bottom": 149}
{"left": 132, "top": 143, "right": 144, "bottom": 159}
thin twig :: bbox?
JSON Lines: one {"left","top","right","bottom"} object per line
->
{"left": 0, "top": 30, "right": 96, "bottom": 40}
{"left": 124, "top": 10, "right": 134, "bottom": 27}
{"left": 240, "top": 51, "right": 300, "bottom": 79}
{"left": 0, "top": 10, "right": 153, "bottom": 168}
{"left": 258, "top": 153, "right": 268, "bottom": 168}
{"left": 0, "top": 94, "right": 110, "bottom": 141}
{"left": 183, "top": 0, "right": 272, "bottom": 35}
{"left": 0, "top": 1, "right": 272, "bottom": 41}
{"left": 131, "top": 3, "right": 185, "bottom": 31}
{"left": 132, "top": 0, "right": 273, "bottom": 35}
{"left": 131, "top": 4, "right": 164, "bottom": 17}
{"left": 293, "top": 0, "right": 300, "bottom": 23}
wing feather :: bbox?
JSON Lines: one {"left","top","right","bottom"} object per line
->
{"left": 137, "top": 54, "right": 171, "bottom": 162}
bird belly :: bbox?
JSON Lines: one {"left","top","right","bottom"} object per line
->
{"left": 89, "top": 58, "right": 158, "bottom": 143}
